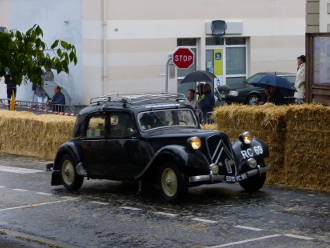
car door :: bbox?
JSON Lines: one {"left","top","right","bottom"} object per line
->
{"left": 80, "top": 112, "right": 108, "bottom": 176}
{"left": 105, "top": 112, "right": 148, "bottom": 179}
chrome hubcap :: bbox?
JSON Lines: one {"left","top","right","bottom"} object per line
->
{"left": 65, "top": 168, "right": 70, "bottom": 177}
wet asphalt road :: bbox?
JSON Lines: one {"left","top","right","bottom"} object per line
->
{"left": 0, "top": 153, "right": 329, "bottom": 248}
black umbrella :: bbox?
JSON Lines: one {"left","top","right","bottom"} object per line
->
{"left": 249, "top": 74, "right": 296, "bottom": 91}
{"left": 180, "top": 70, "right": 217, "bottom": 84}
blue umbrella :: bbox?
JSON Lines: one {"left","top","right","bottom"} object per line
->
{"left": 249, "top": 74, "right": 296, "bottom": 91}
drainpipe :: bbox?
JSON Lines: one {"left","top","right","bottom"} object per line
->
{"left": 102, "top": 0, "right": 107, "bottom": 96}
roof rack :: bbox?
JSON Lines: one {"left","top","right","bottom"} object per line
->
{"left": 90, "top": 93, "right": 186, "bottom": 105}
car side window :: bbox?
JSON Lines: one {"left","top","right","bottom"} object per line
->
{"left": 85, "top": 114, "right": 105, "bottom": 138}
{"left": 285, "top": 76, "right": 296, "bottom": 85}
{"left": 108, "top": 112, "right": 134, "bottom": 138}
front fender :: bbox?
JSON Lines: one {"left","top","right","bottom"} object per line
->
{"left": 232, "top": 138, "right": 269, "bottom": 171}
{"left": 53, "top": 142, "right": 84, "bottom": 171}
{"left": 136, "top": 145, "right": 210, "bottom": 180}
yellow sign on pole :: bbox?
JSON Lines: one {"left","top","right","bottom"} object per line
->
{"left": 10, "top": 90, "right": 15, "bottom": 111}
{"left": 214, "top": 49, "right": 223, "bottom": 76}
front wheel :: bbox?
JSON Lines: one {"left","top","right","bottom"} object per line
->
{"left": 247, "top": 94, "right": 260, "bottom": 106}
{"left": 59, "top": 154, "right": 84, "bottom": 191}
{"left": 158, "top": 162, "right": 188, "bottom": 203}
{"left": 239, "top": 161, "right": 266, "bottom": 192}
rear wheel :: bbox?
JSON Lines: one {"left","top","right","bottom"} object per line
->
{"left": 239, "top": 161, "right": 266, "bottom": 192}
{"left": 158, "top": 162, "right": 188, "bottom": 203}
{"left": 59, "top": 154, "right": 84, "bottom": 191}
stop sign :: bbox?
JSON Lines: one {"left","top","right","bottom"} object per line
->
{"left": 172, "top": 47, "right": 194, "bottom": 69}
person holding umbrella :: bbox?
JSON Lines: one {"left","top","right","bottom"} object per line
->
{"left": 250, "top": 74, "right": 295, "bottom": 105}
{"left": 196, "top": 83, "right": 204, "bottom": 100}
{"left": 199, "top": 83, "right": 215, "bottom": 122}
{"left": 258, "top": 85, "right": 284, "bottom": 105}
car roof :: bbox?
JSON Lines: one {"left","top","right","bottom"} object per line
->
{"left": 249, "top": 72, "right": 295, "bottom": 77}
{"left": 78, "top": 93, "right": 188, "bottom": 116}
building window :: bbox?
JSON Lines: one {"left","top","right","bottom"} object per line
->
{"left": 226, "top": 47, "right": 246, "bottom": 75}
{"left": 206, "top": 37, "right": 224, "bottom": 46}
{"left": 206, "top": 37, "right": 247, "bottom": 87}
{"left": 226, "top": 38, "right": 245, "bottom": 45}
{"left": 177, "top": 38, "right": 197, "bottom": 46}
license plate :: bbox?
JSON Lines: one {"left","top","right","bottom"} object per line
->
{"left": 225, "top": 174, "right": 248, "bottom": 182}
{"left": 240, "top": 145, "right": 264, "bottom": 159}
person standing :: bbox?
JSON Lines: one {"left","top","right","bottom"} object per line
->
{"left": 294, "top": 55, "right": 306, "bottom": 104}
{"left": 45, "top": 86, "right": 65, "bottom": 112}
{"left": 36, "top": 67, "right": 54, "bottom": 104}
{"left": 35, "top": 84, "right": 48, "bottom": 104}
{"left": 196, "top": 83, "right": 204, "bottom": 100}
{"left": 4, "top": 67, "right": 16, "bottom": 105}
{"left": 31, "top": 83, "right": 37, "bottom": 102}
{"left": 199, "top": 83, "right": 215, "bottom": 122}
{"left": 184, "top": 89, "right": 199, "bottom": 109}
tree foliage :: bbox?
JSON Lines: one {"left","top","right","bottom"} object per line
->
{"left": 0, "top": 24, "right": 78, "bottom": 86}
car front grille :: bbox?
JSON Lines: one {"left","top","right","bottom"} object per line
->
{"left": 205, "top": 134, "right": 236, "bottom": 175}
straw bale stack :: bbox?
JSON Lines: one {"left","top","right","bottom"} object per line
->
{"left": 212, "top": 104, "right": 289, "bottom": 184}
{"left": 282, "top": 104, "right": 330, "bottom": 190}
{"left": 0, "top": 110, "right": 75, "bottom": 160}
{"left": 0, "top": 104, "right": 329, "bottom": 191}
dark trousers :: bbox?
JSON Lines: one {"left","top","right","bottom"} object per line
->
{"left": 7, "top": 88, "right": 16, "bottom": 105}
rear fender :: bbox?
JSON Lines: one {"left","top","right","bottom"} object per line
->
{"left": 53, "top": 142, "right": 84, "bottom": 171}
{"left": 136, "top": 145, "right": 210, "bottom": 181}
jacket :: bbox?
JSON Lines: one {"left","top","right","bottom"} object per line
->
{"left": 294, "top": 63, "right": 305, "bottom": 99}
{"left": 199, "top": 90, "right": 215, "bottom": 118}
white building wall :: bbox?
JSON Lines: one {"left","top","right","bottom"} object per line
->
{"left": 320, "top": 0, "right": 330, "bottom": 31}
{"left": 0, "top": 0, "right": 83, "bottom": 105}
{"left": 82, "top": 0, "right": 305, "bottom": 104}
{"left": 1, "top": 0, "right": 305, "bottom": 105}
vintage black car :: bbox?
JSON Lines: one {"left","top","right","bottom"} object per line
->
{"left": 51, "top": 94, "right": 271, "bottom": 202}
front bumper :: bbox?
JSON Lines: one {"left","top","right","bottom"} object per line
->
{"left": 189, "top": 165, "right": 271, "bottom": 184}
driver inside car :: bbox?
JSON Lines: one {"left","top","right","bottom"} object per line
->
{"left": 139, "top": 112, "right": 165, "bottom": 130}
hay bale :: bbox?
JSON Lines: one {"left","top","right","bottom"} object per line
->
{"left": 0, "top": 110, "right": 75, "bottom": 160}
{"left": 0, "top": 104, "right": 329, "bottom": 191}
{"left": 281, "top": 104, "right": 330, "bottom": 190}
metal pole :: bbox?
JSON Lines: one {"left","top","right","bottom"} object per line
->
{"left": 165, "top": 57, "right": 172, "bottom": 93}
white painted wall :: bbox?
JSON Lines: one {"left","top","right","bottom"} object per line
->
{"left": 81, "top": 0, "right": 305, "bottom": 104}
{"left": 1, "top": 0, "right": 306, "bottom": 105}
{"left": 320, "top": 0, "right": 330, "bottom": 32}
{"left": 0, "top": 0, "right": 83, "bottom": 105}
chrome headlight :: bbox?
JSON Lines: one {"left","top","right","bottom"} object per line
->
{"left": 229, "top": 90, "right": 239, "bottom": 96}
{"left": 187, "top": 136, "right": 201, "bottom": 150}
{"left": 239, "top": 131, "right": 253, "bottom": 145}
{"left": 209, "top": 163, "right": 219, "bottom": 174}
{"left": 247, "top": 158, "right": 257, "bottom": 168}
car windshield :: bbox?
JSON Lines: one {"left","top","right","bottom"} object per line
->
{"left": 138, "top": 109, "right": 198, "bottom": 131}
